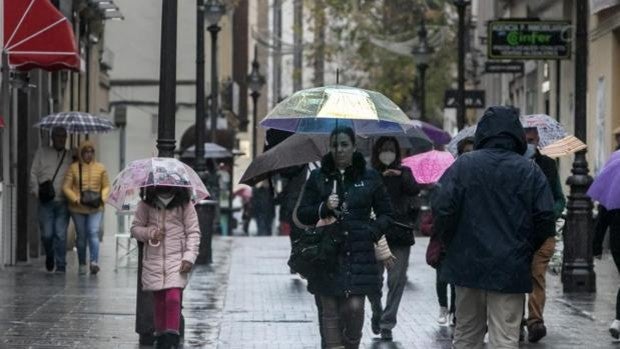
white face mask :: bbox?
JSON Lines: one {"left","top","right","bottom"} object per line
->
{"left": 157, "top": 195, "right": 174, "bottom": 207}
{"left": 379, "top": 151, "right": 396, "bottom": 165}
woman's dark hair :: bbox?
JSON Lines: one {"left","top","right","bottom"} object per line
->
{"left": 371, "top": 136, "right": 401, "bottom": 170}
{"left": 457, "top": 137, "right": 475, "bottom": 156}
{"left": 140, "top": 185, "right": 191, "bottom": 208}
{"left": 329, "top": 126, "right": 356, "bottom": 146}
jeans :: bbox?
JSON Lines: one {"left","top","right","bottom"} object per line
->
{"left": 368, "top": 245, "right": 411, "bottom": 331}
{"left": 454, "top": 286, "right": 524, "bottom": 349}
{"left": 153, "top": 288, "right": 182, "bottom": 334}
{"left": 38, "top": 200, "right": 70, "bottom": 270}
{"left": 320, "top": 295, "right": 365, "bottom": 349}
{"left": 71, "top": 211, "right": 103, "bottom": 265}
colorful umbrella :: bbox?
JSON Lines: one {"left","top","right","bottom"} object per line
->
{"left": 402, "top": 150, "right": 455, "bottom": 184}
{"left": 446, "top": 125, "right": 477, "bottom": 156}
{"left": 107, "top": 157, "right": 209, "bottom": 211}
{"left": 520, "top": 114, "right": 587, "bottom": 157}
{"left": 34, "top": 112, "right": 116, "bottom": 134}
{"left": 260, "top": 85, "right": 415, "bottom": 135}
{"left": 587, "top": 151, "right": 620, "bottom": 210}
{"left": 413, "top": 120, "right": 452, "bottom": 145}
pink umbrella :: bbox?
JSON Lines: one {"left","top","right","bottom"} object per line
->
{"left": 106, "top": 157, "right": 210, "bottom": 211}
{"left": 402, "top": 150, "right": 455, "bottom": 184}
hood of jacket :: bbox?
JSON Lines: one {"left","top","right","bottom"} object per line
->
{"left": 474, "top": 106, "right": 527, "bottom": 155}
{"left": 320, "top": 151, "right": 366, "bottom": 182}
{"left": 78, "top": 140, "right": 97, "bottom": 163}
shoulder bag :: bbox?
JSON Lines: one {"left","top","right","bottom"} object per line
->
{"left": 38, "top": 150, "right": 66, "bottom": 203}
{"left": 79, "top": 162, "right": 102, "bottom": 209}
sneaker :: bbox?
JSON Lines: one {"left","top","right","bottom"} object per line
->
{"left": 528, "top": 322, "right": 547, "bottom": 343}
{"left": 78, "top": 264, "right": 87, "bottom": 275}
{"left": 610, "top": 319, "right": 620, "bottom": 339}
{"left": 371, "top": 312, "right": 381, "bottom": 335}
{"left": 380, "top": 329, "right": 392, "bottom": 341}
{"left": 45, "top": 255, "right": 54, "bottom": 272}
{"left": 437, "top": 306, "right": 448, "bottom": 325}
{"left": 90, "top": 263, "right": 100, "bottom": 275}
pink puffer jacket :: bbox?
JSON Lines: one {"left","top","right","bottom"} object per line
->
{"left": 130, "top": 201, "right": 201, "bottom": 291}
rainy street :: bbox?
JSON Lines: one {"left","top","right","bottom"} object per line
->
{"left": 1, "top": 234, "right": 620, "bottom": 349}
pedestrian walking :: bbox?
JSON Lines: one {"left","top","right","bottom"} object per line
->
{"left": 130, "top": 185, "right": 200, "bottom": 349}
{"left": 251, "top": 179, "right": 275, "bottom": 236}
{"left": 522, "top": 127, "right": 566, "bottom": 343}
{"left": 62, "top": 141, "right": 110, "bottom": 275}
{"left": 29, "top": 126, "right": 72, "bottom": 273}
{"left": 367, "top": 136, "right": 421, "bottom": 341}
{"left": 431, "top": 106, "right": 556, "bottom": 349}
{"left": 296, "top": 126, "right": 393, "bottom": 349}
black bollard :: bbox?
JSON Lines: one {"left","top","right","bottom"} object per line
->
{"left": 195, "top": 199, "right": 216, "bottom": 264}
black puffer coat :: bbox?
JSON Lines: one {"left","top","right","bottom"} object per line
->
{"left": 297, "top": 152, "right": 393, "bottom": 296}
{"left": 431, "top": 106, "right": 555, "bottom": 293}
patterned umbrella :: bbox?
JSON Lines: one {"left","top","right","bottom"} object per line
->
{"left": 34, "top": 112, "right": 116, "bottom": 134}
{"left": 446, "top": 125, "right": 477, "bottom": 156}
{"left": 520, "top": 114, "right": 586, "bottom": 157}
{"left": 260, "top": 85, "right": 415, "bottom": 135}
{"left": 402, "top": 150, "right": 455, "bottom": 184}
{"left": 106, "top": 157, "right": 209, "bottom": 211}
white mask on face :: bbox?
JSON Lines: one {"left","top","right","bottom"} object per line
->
{"left": 379, "top": 151, "right": 396, "bottom": 165}
{"left": 157, "top": 195, "right": 174, "bottom": 207}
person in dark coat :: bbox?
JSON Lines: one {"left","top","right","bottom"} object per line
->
{"left": 522, "top": 127, "right": 566, "bottom": 343}
{"left": 431, "top": 106, "right": 556, "bottom": 349}
{"left": 251, "top": 179, "right": 275, "bottom": 236}
{"left": 296, "top": 126, "right": 393, "bottom": 349}
{"left": 593, "top": 205, "right": 620, "bottom": 339}
{"left": 366, "top": 136, "right": 420, "bottom": 341}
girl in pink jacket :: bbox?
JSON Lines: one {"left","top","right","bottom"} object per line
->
{"left": 131, "top": 186, "right": 201, "bottom": 348}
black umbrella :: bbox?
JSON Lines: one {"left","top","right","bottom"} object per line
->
{"left": 181, "top": 143, "right": 233, "bottom": 159}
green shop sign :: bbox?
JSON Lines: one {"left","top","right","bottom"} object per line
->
{"left": 488, "top": 20, "right": 571, "bottom": 60}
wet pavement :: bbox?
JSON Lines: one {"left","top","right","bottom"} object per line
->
{"left": 1, "top": 233, "right": 620, "bottom": 348}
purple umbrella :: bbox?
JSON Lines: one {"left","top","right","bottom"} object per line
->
{"left": 587, "top": 151, "right": 620, "bottom": 209}
{"left": 413, "top": 120, "right": 452, "bottom": 145}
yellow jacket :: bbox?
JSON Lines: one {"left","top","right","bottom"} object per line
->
{"left": 62, "top": 142, "right": 110, "bottom": 214}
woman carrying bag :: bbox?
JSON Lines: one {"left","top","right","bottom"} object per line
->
{"left": 296, "top": 126, "right": 393, "bottom": 349}
{"left": 63, "top": 141, "right": 110, "bottom": 275}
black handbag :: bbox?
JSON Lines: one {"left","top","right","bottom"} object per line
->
{"left": 38, "top": 150, "right": 66, "bottom": 203}
{"left": 79, "top": 162, "right": 102, "bottom": 208}
{"left": 287, "top": 219, "right": 343, "bottom": 279}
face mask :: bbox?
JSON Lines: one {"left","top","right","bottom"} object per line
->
{"left": 157, "top": 194, "right": 174, "bottom": 207}
{"left": 379, "top": 151, "right": 396, "bottom": 165}
{"left": 523, "top": 143, "right": 537, "bottom": 159}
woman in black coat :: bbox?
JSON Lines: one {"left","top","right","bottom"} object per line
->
{"left": 367, "top": 136, "right": 420, "bottom": 341}
{"left": 296, "top": 126, "right": 393, "bottom": 349}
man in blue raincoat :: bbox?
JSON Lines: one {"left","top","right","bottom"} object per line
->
{"left": 431, "top": 106, "right": 555, "bottom": 349}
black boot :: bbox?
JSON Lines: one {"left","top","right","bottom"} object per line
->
{"left": 155, "top": 334, "right": 169, "bottom": 349}
{"left": 168, "top": 333, "right": 180, "bottom": 348}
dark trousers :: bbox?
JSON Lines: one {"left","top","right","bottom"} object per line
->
{"left": 320, "top": 295, "right": 365, "bottom": 349}
{"left": 436, "top": 266, "right": 455, "bottom": 313}
{"left": 611, "top": 231, "right": 620, "bottom": 320}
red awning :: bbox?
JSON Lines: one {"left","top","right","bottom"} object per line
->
{"left": 3, "top": 0, "right": 80, "bottom": 71}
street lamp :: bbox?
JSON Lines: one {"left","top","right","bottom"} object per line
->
{"left": 411, "top": 17, "right": 433, "bottom": 122}
{"left": 195, "top": 0, "right": 207, "bottom": 178}
{"left": 562, "top": 0, "right": 595, "bottom": 293}
{"left": 248, "top": 45, "right": 265, "bottom": 160}
{"left": 454, "top": 0, "right": 470, "bottom": 130}
{"left": 205, "top": 0, "right": 225, "bottom": 143}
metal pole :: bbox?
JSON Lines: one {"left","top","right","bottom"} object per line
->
{"left": 419, "top": 64, "right": 427, "bottom": 122}
{"left": 208, "top": 24, "right": 221, "bottom": 143}
{"left": 562, "top": 0, "right": 595, "bottom": 293}
{"left": 137, "top": 0, "right": 178, "bottom": 344}
{"left": 195, "top": 0, "right": 207, "bottom": 175}
{"left": 251, "top": 92, "right": 259, "bottom": 159}
{"left": 454, "top": 0, "right": 469, "bottom": 130}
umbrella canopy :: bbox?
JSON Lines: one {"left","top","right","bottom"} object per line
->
{"left": 181, "top": 143, "right": 233, "bottom": 159}
{"left": 538, "top": 135, "right": 587, "bottom": 158}
{"left": 587, "top": 151, "right": 620, "bottom": 210}
{"left": 106, "top": 157, "right": 209, "bottom": 211}
{"left": 34, "top": 112, "right": 116, "bottom": 134}
{"left": 446, "top": 125, "right": 477, "bottom": 156}
{"left": 402, "top": 150, "right": 455, "bottom": 184}
{"left": 520, "top": 114, "right": 587, "bottom": 157}
{"left": 357, "top": 126, "right": 432, "bottom": 155}
{"left": 260, "top": 85, "right": 415, "bottom": 135}
{"left": 413, "top": 120, "right": 452, "bottom": 145}
{"left": 3, "top": 0, "right": 80, "bottom": 71}
{"left": 240, "top": 133, "right": 328, "bottom": 186}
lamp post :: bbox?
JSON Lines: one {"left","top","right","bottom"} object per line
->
{"left": 562, "top": 0, "right": 595, "bottom": 293}
{"left": 195, "top": 0, "right": 207, "bottom": 177}
{"left": 205, "top": 0, "right": 225, "bottom": 143}
{"left": 248, "top": 46, "right": 265, "bottom": 160}
{"left": 411, "top": 17, "right": 432, "bottom": 122}
{"left": 137, "top": 0, "right": 178, "bottom": 344}
{"left": 454, "top": 0, "right": 470, "bottom": 130}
